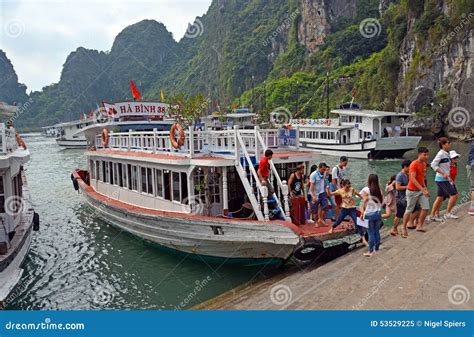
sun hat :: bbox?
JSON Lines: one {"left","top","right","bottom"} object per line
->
{"left": 449, "top": 150, "right": 460, "bottom": 159}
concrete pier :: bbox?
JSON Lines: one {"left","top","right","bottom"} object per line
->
{"left": 198, "top": 204, "right": 473, "bottom": 310}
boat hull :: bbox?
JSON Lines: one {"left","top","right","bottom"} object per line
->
{"left": 300, "top": 136, "right": 421, "bottom": 159}
{"left": 80, "top": 188, "right": 300, "bottom": 265}
{"left": 56, "top": 139, "right": 88, "bottom": 149}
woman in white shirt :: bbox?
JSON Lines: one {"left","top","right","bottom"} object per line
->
{"left": 360, "top": 174, "right": 384, "bottom": 257}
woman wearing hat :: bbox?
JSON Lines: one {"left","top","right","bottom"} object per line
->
{"left": 449, "top": 150, "right": 460, "bottom": 208}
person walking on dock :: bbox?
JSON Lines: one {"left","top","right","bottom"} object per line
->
{"left": 360, "top": 174, "right": 384, "bottom": 257}
{"left": 468, "top": 140, "right": 474, "bottom": 216}
{"left": 401, "top": 147, "right": 430, "bottom": 237}
{"left": 430, "top": 137, "right": 458, "bottom": 220}
{"left": 391, "top": 160, "right": 418, "bottom": 236}
{"left": 257, "top": 149, "right": 274, "bottom": 197}
{"left": 310, "top": 163, "right": 330, "bottom": 227}
{"left": 328, "top": 179, "right": 366, "bottom": 245}
{"left": 332, "top": 156, "right": 348, "bottom": 219}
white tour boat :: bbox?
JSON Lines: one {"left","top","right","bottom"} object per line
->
{"left": 0, "top": 108, "right": 39, "bottom": 306}
{"left": 72, "top": 125, "right": 360, "bottom": 266}
{"left": 41, "top": 125, "right": 60, "bottom": 138}
{"left": 55, "top": 118, "right": 93, "bottom": 149}
{"left": 200, "top": 108, "right": 257, "bottom": 130}
{"left": 289, "top": 105, "right": 421, "bottom": 159}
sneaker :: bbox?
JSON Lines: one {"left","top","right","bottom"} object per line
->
{"left": 469, "top": 208, "right": 474, "bottom": 216}
{"left": 430, "top": 216, "right": 444, "bottom": 222}
{"left": 307, "top": 219, "right": 315, "bottom": 224}
{"left": 444, "top": 213, "right": 459, "bottom": 220}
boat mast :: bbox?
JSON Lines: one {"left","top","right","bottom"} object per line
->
{"left": 326, "top": 72, "right": 330, "bottom": 119}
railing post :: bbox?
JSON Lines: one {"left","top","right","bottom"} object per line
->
{"left": 153, "top": 128, "right": 157, "bottom": 154}
{"left": 128, "top": 129, "right": 132, "bottom": 151}
{"left": 261, "top": 185, "right": 270, "bottom": 221}
{"left": 254, "top": 126, "right": 260, "bottom": 162}
{"left": 222, "top": 166, "right": 228, "bottom": 215}
{"left": 189, "top": 126, "right": 194, "bottom": 157}
{"left": 233, "top": 125, "right": 239, "bottom": 161}
{"left": 281, "top": 180, "right": 290, "bottom": 218}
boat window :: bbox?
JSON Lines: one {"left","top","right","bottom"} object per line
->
{"left": 356, "top": 116, "right": 362, "bottom": 123}
{"left": 155, "top": 169, "right": 163, "bottom": 197}
{"left": 328, "top": 132, "right": 335, "bottom": 140}
{"left": 127, "top": 164, "right": 132, "bottom": 190}
{"left": 114, "top": 163, "right": 119, "bottom": 186}
{"left": 172, "top": 172, "right": 180, "bottom": 202}
{"left": 314, "top": 131, "right": 319, "bottom": 139}
{"left": 180, "top": 172, "right": 188, "bottom": 202}
{"left": 90, "top": 160, "right": 95, "bottom": 180}
{"left": 118, "top": 163, "right": 123, "bottom": 187}
{"left": 102, "top": 161, "right": 107, "bottom": 182}
{"left": 131, "top": 165, "right": 138, "bottom": 191}
{"left": 121, "top": 164, "right": 128, "bottom": 188}
{"left": 386, "top": 116, "right": 392, "bottom": 123}
{"left": 105, "top": 162, "right": 110, "bottom": 183}
{"left": 321, "top": 132, "right": 328, "bottom": 140}
{"left": 141, "top": 167, "right": 147, "bottom": 193}
{"left": 163, "top": 170, "right": 171, "bottom": 200}
{"left": 359, "top": 130, "right": 363, "bottom": 139}
{"left": 109, "top": 162, "right": 114, "bottom": 185}
{"left": 96, "top": 161, "right": 100, "bottom": 181}
{"left": 144, "top": 167, "right": 153, "bottom": 195}
{"left": 0, "top": 176, "right": 4, "bottom": 213}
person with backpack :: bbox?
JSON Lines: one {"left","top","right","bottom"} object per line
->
{"left": 360, "top": 174, "right": 384, "bottom": 257}
{"left": 331, "top": 156, "right": 348, "bottom": 219}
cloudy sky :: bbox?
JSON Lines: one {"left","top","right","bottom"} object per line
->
{"left": 0, "top": 0, "right": 212, "bottom": 92}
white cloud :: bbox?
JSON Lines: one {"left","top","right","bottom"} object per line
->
{"left": 0, "top": 0, "right": 211, "bottom": 91}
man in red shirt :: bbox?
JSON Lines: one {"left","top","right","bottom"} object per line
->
{"left": 401, "top": 147, "right": 430, "bottom": 237}
{"left": 258, "top": 149, "right": 274, "bottom": 196}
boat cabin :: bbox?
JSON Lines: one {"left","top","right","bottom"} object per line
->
{"left": 201, "top": 108, "right": 257, "bottom": 130}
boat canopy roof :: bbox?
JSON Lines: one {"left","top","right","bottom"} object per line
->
{"left": 331, "top": 109, "right": 413, "bottom": 118}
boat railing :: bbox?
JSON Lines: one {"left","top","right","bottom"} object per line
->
{"left": 95, "top": 126, "right": 299, "bottom": 159}
{"left": 0, "top": 124, "right": 19, "bottom": 154}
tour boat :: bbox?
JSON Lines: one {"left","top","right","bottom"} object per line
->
{"left": 55, "top": 118, "right": 92, "bottom": 149}
{"left": 72, "top": 125, "right": 360, "bottom": 266}
{"left": 41, "top": 125, "right": 60, "bottom": 138}
{"left": 200, "top": 108, "right": 257, "bottom": 130}
{"left": 0, "top": 108, "right": 39, "bottom": 306}
{"left": 289, "top": 105, "right": 421, "bottom": 159}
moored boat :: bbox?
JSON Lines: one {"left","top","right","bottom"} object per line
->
{"left": 288, "top": 105, "right": 422, "bottom": 159}
{"left": 72, "top": 125, "right": 359, "bottom": 266}
{"left": 0, "top": 109, "right": 39, "bottom": 306}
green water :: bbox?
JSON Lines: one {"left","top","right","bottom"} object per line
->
{"left": 7, "top": 135, "right": 471, "bottom": 309}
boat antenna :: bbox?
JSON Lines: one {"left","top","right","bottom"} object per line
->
{"left": 326, "top": 71, "right": 330, "bottom": 119}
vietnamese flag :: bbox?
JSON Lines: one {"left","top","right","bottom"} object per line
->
{"left": 130, "top": 80, "right": 141, "bottom": 100}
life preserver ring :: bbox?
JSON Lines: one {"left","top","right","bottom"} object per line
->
{"left": 170, "top": 123, "right": 185, "bottom": 149}
{"left": 101, "top": 129, "right": 109, "bottom": 147}
{"left": 16, "top": 132, "right": 26, "bottom": 149}
{"left": 325, "top": 119, "right": 332, "bottom": 126}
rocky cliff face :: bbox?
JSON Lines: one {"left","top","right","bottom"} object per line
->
{"left": 298, "top": 0, "right": 357, "bottom": 52}
{"left": 0, "top": 50, "right": 28, "bottom": 105}
{"left": 398, "top": 1, "right": 473, "bottom": 138}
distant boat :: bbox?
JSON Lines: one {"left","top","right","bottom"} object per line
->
{"left": 287, "top": 104, "right": 421, "bottom": 159}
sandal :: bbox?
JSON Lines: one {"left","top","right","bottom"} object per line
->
{"left": 416, "top": 228, "right": 426, "bottom": 233}
{"left": 390, "top": 230, "right": 398, "bottom": 237}
{"left": 407, "top": 226, "right": 417, "bottom": 230}
{"left": 401, "top": 231, "right": 408, "bottom": 238}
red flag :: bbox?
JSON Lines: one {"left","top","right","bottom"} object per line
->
{"left": 130, "top": 80, "right": 141, "bottom": 100}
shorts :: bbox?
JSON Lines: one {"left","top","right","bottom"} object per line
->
{"left": 406, "top": 190, "right": 430, "bottom": 213}
{"left": 436, "top": 181, "right": 457, "bottom": 198}
{"left": 314, "top": 192, "right": 329, "bottom": 211}
{"left": 395, "top": 197, "right": 421, "bottom": 218}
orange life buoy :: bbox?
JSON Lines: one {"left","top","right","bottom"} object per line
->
{"left": 101, "top": 129, "right": 109, "bottom": 147}
{"left": 170, "top": 123, "right": 185, "bottom": 149}
{"left": 15, "top": 132, "right": 26, "bottom": 149}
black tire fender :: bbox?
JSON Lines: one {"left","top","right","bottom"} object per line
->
{"left": 292, "top": 237, "right": 324, "bottom": 262}
{"left": 33, "top": 212, "right": 40, "bottom": 231}
{"left": 72, "top": 176, "right": 79, "bottom": 191}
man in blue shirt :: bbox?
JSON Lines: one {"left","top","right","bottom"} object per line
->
{"left": 310, "top": 162, "right": 329, "bottom": 227}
